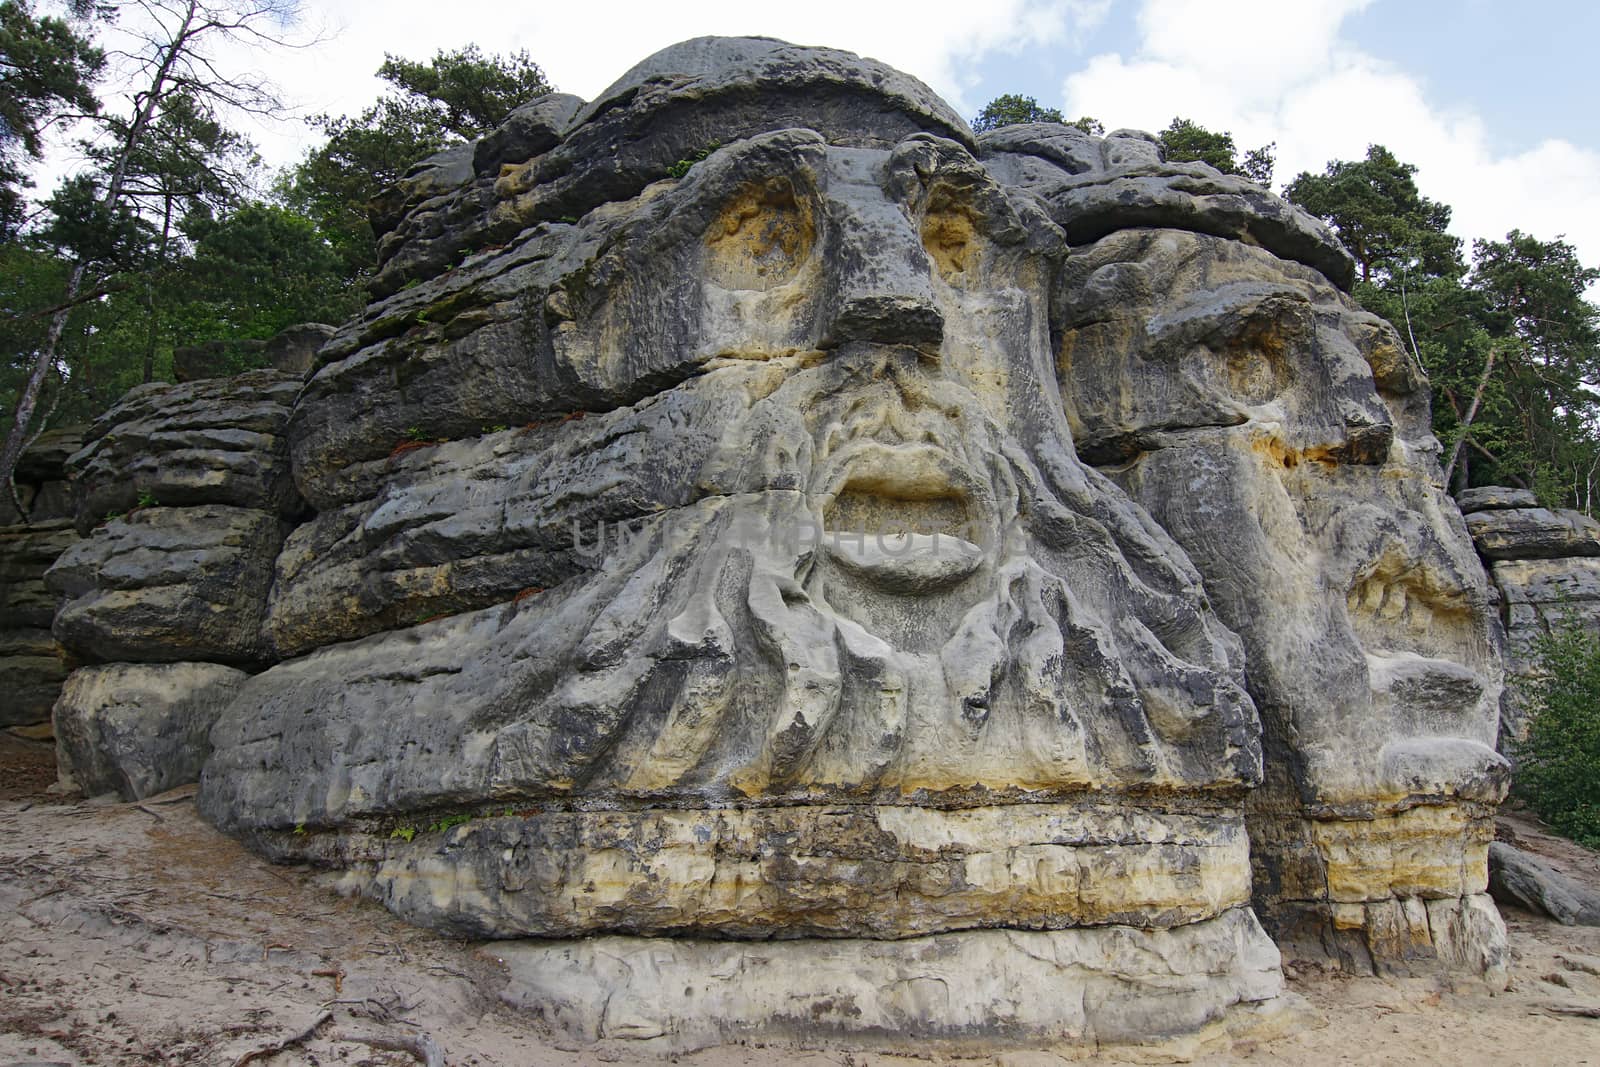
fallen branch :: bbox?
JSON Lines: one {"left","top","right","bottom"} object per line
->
{"left": 231, "top": 1009, "right": 332, "bottom": 1066}
{"left": 339, "top": 1026, "right": 447, "bottom": 1067}
{"left": 1538, "top": 1001, "right": 1600, "bottom": 1019}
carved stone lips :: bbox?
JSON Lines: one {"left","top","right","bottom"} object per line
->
{"left": 818, "top": 441, "right": 987, "bottom": 591}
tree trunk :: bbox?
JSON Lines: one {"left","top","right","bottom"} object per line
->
{"left": 1443, "top": 345, "right": 1498, "bottom": 490}
{"left": 0, "top": 261, "right": 86, "bottom": 518}
{"left": 142, "top": 194, "right": 174, "bottom": 383}
{"left": 0, "top": 0, "right": 200, "bottom": 495}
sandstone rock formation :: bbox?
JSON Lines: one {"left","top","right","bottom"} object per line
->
{"left": 1461, "top": 488, "right": 1600, "bottom": 739}
{"left": 1488, "top": 841, "right": 1600, "bottom": 926}
{"left": 53, "top": 662, "right": 247, "bottom": 800}
{"left": 1025, "top": 146, "right": 1509, "bottom": 972}
{"left": 0, "top": 427, "right": 84, "bottom": 729}
{"left": 7, "top": 36, "right": 1517, "bottom": 1053}
{"left": 36, "top": 362, "right": 303, "bottom": 798}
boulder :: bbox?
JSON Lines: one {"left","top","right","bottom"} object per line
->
{"left": 1488, "top": 842, "right": 1600, "bottom": 925}
{"left": 47, "top": 505, "right": 284, "bottom": 665}
{"left": 67, "top": 369, "right": 302, "bottom": 530}
{"left": 1466, "top": 506, "right": 1600, "bottom": 560}
{"left": 471, "top": 93, "right": 584, "bottom": 177}
{"left": 200, "top": 59, "right": 1297, "bottom": 1042}
{"left": 1457, "top": 486, "right": 1539, "bottom": 513}
{"left": 52, "top": 661, "right": 247, "bottom": 800}
{"left": 261, "top": 322, "right": 336, "bottom": 378}
{"left": 1046, "top": 224, "right": 1505, "bottom": 968}
{"left": 0, "top": 34, "right": 1532, "bottom": 1052}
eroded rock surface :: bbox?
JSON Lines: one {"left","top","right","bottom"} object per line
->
{"left": 0, "top": 428, "right": 85, "bottom": 728}
{"left": 53, "top": 661, "right": 247, "bottom": 800}
{"left": 495, "top": 907, "right": 1286, "bottom": 1053}
{"left": 1461, "top": 489, "right": 1600, "bottom": 739}
{"left": 66, "top": 369, "right": 301, "bottom": 529}
{"left": 0, "top": 34, "right": 1523, "bottom": 1052}
{"left": 1489, "top": 841, "right": 1600, "bottom": 926}
{"left": 1034, "top": 188, "right": 1505, "bottom": 971}
{"left": 47, "top": 505, "right": 284, "bottom": 665}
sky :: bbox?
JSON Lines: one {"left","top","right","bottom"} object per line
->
{"left": 78, "top": 0, "right": 1600, "bottom": 277}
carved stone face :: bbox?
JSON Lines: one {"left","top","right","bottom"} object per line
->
{"left": 1049, "top": 229, "right": 1505, "bottom": 810}
{"left": 529, "top": 131, "right": 1263, "bottom": 801}
{"left": 204, "top": 128, "right": 1266, "bottom": 941}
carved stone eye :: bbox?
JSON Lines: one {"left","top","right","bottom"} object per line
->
{"left": 704, "top": 177, "right": 814, "bottom": 291}
{"left": 920, "top": 187, "right": 981, "bottom": 285}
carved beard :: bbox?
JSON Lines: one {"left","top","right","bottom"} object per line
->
{"left": 519, "top": 350, "right": 1261, "bottom": 804}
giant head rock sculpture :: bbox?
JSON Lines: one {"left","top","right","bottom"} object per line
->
{"left": 42, "top": 36, "right": 1510, "bottom": 1053}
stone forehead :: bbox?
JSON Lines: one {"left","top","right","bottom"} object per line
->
{"left": 570, "top": 35, "right": 972, "bottom": 140}
{"left": 368, "top": 37, "right": 1352, "bottom": 302}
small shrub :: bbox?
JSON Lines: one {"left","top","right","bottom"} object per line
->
{"left": 667, "top": 142, "right": 721, "bottom": 179}
{"left": 1513, "top": 618, "right": 1600, "bottom": 848}
{"left": 135, "top": 490, "right": 158, "bottom": 509}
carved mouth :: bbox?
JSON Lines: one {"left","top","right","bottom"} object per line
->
{"left": 819, "top": 443, "right": 986, "bottom": 591}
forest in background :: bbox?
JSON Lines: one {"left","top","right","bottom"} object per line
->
{"left": 4, "top": 0, "right": 1599, "bottom": 515}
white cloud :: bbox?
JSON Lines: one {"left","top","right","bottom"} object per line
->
{"left": 1060, "top": 0, "right": 1600, "bottom": 275}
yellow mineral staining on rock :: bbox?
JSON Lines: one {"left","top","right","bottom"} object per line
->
{"left": 704, "top": 178, "right": 814, "bottom": 291}
{"left": 919, "top": 190, "right": 981, "bottom": 284}
{"left": 363, "top": 802, "right": 1254, "bottom": 939}
{"left": 1310, "top": 805, "right": 1491, "bottom": 903}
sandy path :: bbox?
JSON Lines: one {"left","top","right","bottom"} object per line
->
{"left": 1, "top": 733, "right": 1597, "bottom": 1066}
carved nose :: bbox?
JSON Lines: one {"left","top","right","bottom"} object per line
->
{"left": 826, "top": 292, "right": 944, "bottom": 349}
{"left": 820, "top": 149, "right": 944, "bottom": 351}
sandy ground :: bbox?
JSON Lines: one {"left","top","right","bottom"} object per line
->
{"left": 1, "top": 731, "right": 1598, "bottom": 1066}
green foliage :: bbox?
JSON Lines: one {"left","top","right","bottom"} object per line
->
{"left": 388, "top": 826, "right": 416, "bottom": 842}
{"left": 375, "top": 46, "right": 552, "bottom": 141}
{"left": 666, "top": 143, "right": 720, "bottom": 179}
{"left": 1285, "top": 144, "right": 1600, "bottom": 503}
{"left": 0, "top": 0, "right": 104, "bottom": 235}
{"left": 281, "top": 45, "right": 552, "bottom": 277}
{"left": 178, "top": 201, "right": 362, "bottom": 336}
{"left": 1283, "top": 144, "right": 1460, "bottom": 285}
{"left": 971, "top": 94, "right": 1063, "bottom": 133}
{"left": 135, "top": 490, "right": 157, "bottom": 508}
{"left": 1157, "top": 117, "right": 1275, "bottom": 186}
{"left": 428, "top": 813, "right": 471, "bottom": 833}
{"left": 1513, "top": 618, "right": 1600, "bottom": 848}
{"left": 4, "top": 0, "right": 315, "bottom": 496}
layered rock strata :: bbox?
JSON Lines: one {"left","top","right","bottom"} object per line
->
{"left": 0, "top": 36, "right": 1519, "bottom": 1051}
{"left": 197, "top": 37, "right": 1292, "bottom": 1047}
{"left": 0, "top": 428, "right": 84, "bottom": 729}
{"left": 1460, "top": 487, "right": 1600, "bottom": 739}
{"left": 1000, "top": 129, "right": 1509, "bottom": 974}
{"left": 40, "top": 361, "right": 304, "bottom": 798}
